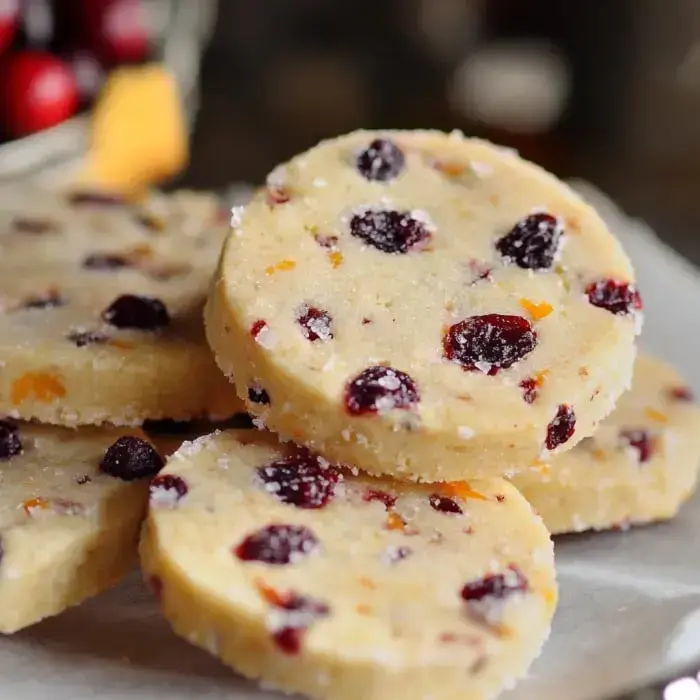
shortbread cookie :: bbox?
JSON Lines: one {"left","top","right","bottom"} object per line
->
{"left": 141, "top": 429, "right": 557, "bottom": 700}
{"left": 512, "top": 354, "right": 700, "bottom": 534}
{"left": 0, "top": 421, "right": 162, "bottom": 632}
{"left": 206, "top": 129, "right": 640, "bottom": 481}
{"left": 0, "top": 183, "right": 243, "bottom": 425}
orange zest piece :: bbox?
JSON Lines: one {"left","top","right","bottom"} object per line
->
{"left": 11, "top": 372, "right": 66, "bottom": 405}
{"left": 359, "top": 577, "right": 376, "bottom": 590}
{"left": 543, "top": 587, "right": 557, "bottom": 608}
{"left": 266, "top": 259, "right": 297, "bottom": 276}
{"left": 519, "top": 298, "right": 553, "bottom": 321}
{"left": 441, "top": 481, "right": 488, "bottom": 501}
{"left": 23, "top": 497, "right": 50, "bottom": 515}
{"left": 356, "top": 604, "right": 373, "bottom": 615}
{"left": 645, "top": 407, "right": 669, "bottom": 424}
{"left": 434, "top": 160, "right": 467, "bottom": 177}
{"left": 254, "top": 579, "right": 287, "bottom": 607}
{"left": 385, "top": 512, "right": 407, "bottom": 531}
{"left": 328, "top": 251, "right": 343, "bottom": 268}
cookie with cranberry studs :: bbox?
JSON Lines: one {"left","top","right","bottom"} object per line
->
{"left": 141, "top": 429, "right": 557, "bottom": 700}
{"left": 512, "top": 354, "right": 700, "bottom": 534}
{"left": 0, "top": 422, "right": 161, "bottom": 632}
{"left": 206, "top": 129, "right": 640, "bottom": 481}
{"left": 0, "top": 183, "right": 244, "bottom": 426}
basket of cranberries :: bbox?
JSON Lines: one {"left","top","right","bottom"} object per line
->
{"left": 0, "top": 0, "right": 217, "bottom": 177}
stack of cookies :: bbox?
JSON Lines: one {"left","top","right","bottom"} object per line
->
{"left": 139, "top": 131, "right": 700, "bottom": 700}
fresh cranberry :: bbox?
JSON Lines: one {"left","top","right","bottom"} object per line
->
{"left": 429, "top": 495, "right": 463, "bottom": 514}
{"left": 520, "top": 377, "right": 539, "bottom": 404}
{"left": 0, "top": 52, "right": 78, "bottom": 138}
{"left": 68, "top": 191, "right": 125, "bottom": 207}
{"left": 296, "top": 304, "right": 334, "bottom": 342}
{"left": 364, "top": 489, "right": 397, "bottom": 510}
{"left": 344, "top": 366, "right": 419, "bottom": 415}
{"left": 102, "top": 294, "right": 170, "bottom": 330}
{"left": 496, "top": 213, "right": 563, "bottom": 270}
{"left": 23, "top": 290, "right": 65, "bottom": 309}
{"left": 0, "top": 0, "right": 18, "bottom": 53}
{"left": 66, "top": 329, "right": 109, "bottom": 347}
{"left": 461, "top": 566, "right": 528, "bottom": 602}
{"left": 586, "top": 280, "right": 642, "bottom": 316}
{"left": 257, "top": 452, "right": 340, "bottom": 509}
{"left": 82, "top": 253, "right": 131, "bottom": 270}
{"left": 546, "top": 405, "right": 576, "bottom": 450}
{"left": 150, "top": 474, "right": 189, "bottom": 506}
{"left": 620, "top": 429, "right": 653, "bottom": 463}
{"left": 235, "top": 524, "right": 320, "bottom": 565}
{"left": 100, "top": 436, "right": 164, "bottom": 481}
{"left": 670, "top": 386, "right": 694, "bottom": 402}
{"left": 11, "top": 217, "right": 56, "bottom": 234}
{"left": 444, "top": 315, "right": 536, "bottom": 375}
{"left": 0, "top": 419, "right": 22, "bottom": 461}
{"left": 248, "top": 386, "right": 270, "bottom": 405}
{"left": 356, "top": 138, "right": 406, "bottom": 182}
{"left": 349, "top": 209, "right": 431, "bottom": 254}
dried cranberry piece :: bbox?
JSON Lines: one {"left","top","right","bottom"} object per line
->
{"left": 356, "top": 138, "right": 406, "bottom": 182}
{"left": 461, "top": 566, "right": 528, "bottom": 602}
{"left": 364, "top": 489, "right": 397, "bottom": 510}
{"left": 669, "top": 386, "right": 694, "bottom": 402}
{"left": 248, "top": 386, "right": 271, "bottom": 405}
{"left": 68, "top": 191, "right": 125, "bottom": 207}
{"left": 23, "top": 290, "right": 64, "bottom": 309}
{"left": 444, "top": 315, "right": 536, "bottom": 375}
{"left": 429, "top": 494, "right": 463, "bottom": 514}
{"left": 102, "top": 294, "right": 170, "bottom": 330}
{"left": 82, "top": 253, "right": 131, "bottom": 270}
{"left": 235, "top": 524, "right": 320, "bottom": 565}
{"left": 268, "top": 592, "right": 329, "bottom": 655}
{"left": 314, "top": 234, "right": 338, "bottom": 250}
{"left": 496, "top": 213, "right": 563, "bottom": 270}
{"left": 12, "top": 217, "right": 56, "bottom": 234}
{"left": 257, "top": 453, "right": 340, "bottom": 509}
{"left": 66, "top": 330, "right": 109, "bottom": 347}
{"left": 0, "top": 420, "right": 22, "bottom": 461}
{"left": 100, "top": 436, "right": 164, "bottom": 481}
{"left": 345, "top": 366, "right": 419, "bottom": 415}
{"left": 296, "top": 304, "right": 334, "bottom": 342}
{"left": 620, "top": 429, "right": 653, "bottom": 463}
{"left": 586, "top": 280, "right": 642, "bottom": 316}
{"left": 150, "top": 473, "right": 189, "bottom": 505}
{"left": 546, "top": 405, "right": 576, "bottom": 450}
{"left": 520, "top": 378, "right": 539, "bottom": 404}
{"left": 349, "top": 209, "right": 431, "bottom": 254}
{"left": 250, "top": 319, "right": 267, "bottom": 339}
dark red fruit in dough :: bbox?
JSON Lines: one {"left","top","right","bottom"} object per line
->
{"left": 150, "top": 473, "right": 189, "bottom": 502}
{"left": 349, "top": 209, "right": 431, "bottom": 254}
{"left": 100, "top": 436, "right": 164, "bottom": 481}
{"left": 364, "top": 489, "right": 397, "bottom": 510}
{"left": 0, "top": 52, "right": 78, "bottom": 137}
{"left": 66, "top": 330, "right": 109, "bottom": 347}
{"left": 444, "top": 315, "right": 536, "bottom": 375}
{"left": 102, "top": 294, "right": 170, "bottom": 330}
{"left": 250, "top": 319, "right": 267, "bottom": 339}
{"left": 670, "top": 386, "right": 694, "bottom": 402}
{"left": 83, "top": 253, "right": 131, "bottom": 270}
{"left": 248, "top": 386, "right": 271, "bottom": 405}
{"left": 586, "top": 280, "right": 642, "bottom": 316}
{"left": 496, "top": 213, "right": 563, "bottom": 270}
{"left": 546, "top": 405, "right": 576, "bottom": 450}
{"left": 296, "top": 305, "right": 334, "bottom": 342}
{"left": 0, "top": 420, "right": 22, "bottom": 461}
{"left": 345, "top": 366, "right": 419, "bottom": 415}
{"left": 519, "top": 377, "right": 539, "bottom": 404}
{"left": 257, "top": 452, "right": 340, "bottom": 509}
{"left": 619, "top": 429, "right": 653, "bottom": 463}
{"left": 235, "top": 524, "right": 320, "bottom": 565}
{"left": 461, "top": 566, "right": 528, "bottom": 601}
{"left": 356, "top": 138, "right": 406, "bottom": 182}
{"left": 429, "top": 495, "right": 463, "bottom": 514}
{"left": 269, "top": 593, "right": 329, "bottom": 655}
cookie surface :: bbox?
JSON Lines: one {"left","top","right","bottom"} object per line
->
{"left": 0, "top": 184, "right": 243, "bottom": 426}
{"left": 141, "top": 429, "right": 556, "bottom": 700}
{"left": 206, "top": 129, "right": 639, "bottom": 481}
{"left": 0, "top": 422, "right": 160, "bottom": 632}
{"left": 512, "top": 354, "right": 700, "bottom": 534}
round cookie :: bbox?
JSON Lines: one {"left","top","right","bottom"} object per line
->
{"left": 0, "top": 183, "right": 244, "bottom": 426}
{"left": 206, "top": 129, "right": 640, "bottom": 481}
{"left": 0, "top": 420, "right": 162, "bottom": 632}
{"left": 141, "top": 429, "right": 557, "bottom": 700}
{"left": 512, "top": 354, "right": 700, "bottom": 534}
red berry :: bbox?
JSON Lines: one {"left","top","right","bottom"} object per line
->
{"left": 356, "top": 138, "right": 406, "bottom": 182}
{"left": 349, "top": 209, "right": 431, "bottom": 254}
{"left": 295, "top": 304, "right": 334, "bottom": 342}
{"left": 545, "top": 405, "right": 576, "bottom": 450}
{"left": 461, "top": 566, "right": 528, "bottom": 602}
{"left": 619, "top": 429, "right": 653, "bottom": 464}
{"left": 0, "top": 51, "right": 78, "bottom": 137}
{"left": 235, "top": 524, "right": 320, "bottom": 565}
{"left": 429, "top": 494, "right": 463, "bottom": 515}
{"left": 364, "top": 489, "right": 397, "bottom": 510}
{"left": 345, "top": 365, "right": 419, "bottom": 415}
{"left": 0, "top": 0, "right": 18, "bottom": 54}
{"left": 496, "top": 213, "right": 563, "bottom": 270}
{"left": 519, "top": 377, "right": 539, "bottom": 404}
{"left": 586, "top": 279, "right": 642, "bottom": 316}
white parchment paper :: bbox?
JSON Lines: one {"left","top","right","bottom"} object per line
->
{"left": 3, "top": 183, "right": 699, "bottom": 700}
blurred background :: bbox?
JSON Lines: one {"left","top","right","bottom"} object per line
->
{"left": 2, "top": 0, "right": 700, "bottom": 262}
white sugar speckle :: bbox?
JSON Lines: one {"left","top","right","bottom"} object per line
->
{"left": 458, "top": 425, "right": 475, "bottom": 440}
{"left": 312, "top": 177, "right": 328, "bottom": 188}
{"left": 255, "top": 325, "right": 278, "bottom": 349}
{"left": 475, "top": 360, "right": 492, "bottom": 374}
{"left": 230, "top": 205, "right": 245, "bottom": 228}
{"left": 470, "top": 161, "right": 493, "bottom": 177}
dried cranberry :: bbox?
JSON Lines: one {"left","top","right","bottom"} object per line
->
{"left": 273, "top": 627, "right": 303, "bottom": 655}
{"left": 620, "top": 429, "right": 653, "bottom": 463}
{"left": 235, "top": 524, "right": 320, "bottom": 565}
{"left": 349, "top": 209, "right": 431, "bottom": 254}
{"left": 546, "top": 405, "right": 576, "bottom": 450}
{"left": 23, "top": 290, "right": 64, "bottom": 309}
{"left": 269, "top": 593, "right": 329, "bottom": 655}
{"left": 364, "top": 489, "right": 397, "bottom": 510}
{"left": 82, "top": 253, "right": 131, "bottom": 270}
{"left": 12, "top": 217, "right": 56, "bottom": 234}
{"left": 102, "top": 294, "right": 170, "bottom": 330}
{"left": 267, "top": 186, "right": 291, "bottom": 205}
{"left": 250, "top": 319, "right": 267, "bottom": 339}
{"left": 0, "top": 419, "right": 22, "bottom": 461}
{"left": 670, "top": 386, "right": 694, "bottom": 402}
{"left": 150, "top": 474, "right": 189, "bottom": 505}
{"left": 429, "top": 495, "right": 463, "bottom": 514}
{"left": 248, "top": 386, "right": 271, "bottom": 405}
{"left": 314, "top": 234, "right": 338, "bottom": 250}
{"left": 296, "top": 304, "right": 334, "bottom": 342}
{"left": 586, "top": 280, "right": 642, "bottom": 316}
{"left": 345, "top": 366, "right": 419, "bottom": 415}
{"left": 68, "top": 191, "right": 125, "bottom": 207}
{"left": 356, "top": 138, "right": 406, "bottom": 182}
{"left": 257, "top": 453, "right": 340, "bottom": 509}
{"left": 444, "top": 315, "right": 536, "bottom": 375}
{"left": 496, "top": 213, "right": 563, "bottom": 270}
{"left": 66, "top": 330, "right": 109, "bottom": 347}
{"left": 100, "top": 436, "right": 164, "bottom": 481}
{"left": 461, "top": 566, "right": 528, "bottom": 602}
{"left": 520, "top": 377, "right": 539, "bottom": 404}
